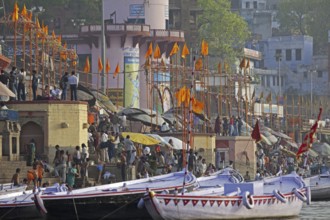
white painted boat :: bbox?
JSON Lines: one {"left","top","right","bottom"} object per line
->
{"left": 144, "top": 172, "right": 310, "bottom": 220}
{"left": 197, "top": 168, "right": 244, "bottom": 189}
{"left": 0, "top": 183, "right": 67, "bottom": 219}
{"left": 35, "top": 171, "right": 197, "bottom": 219}
{"left": 305, "top": 172, "right": 330, "bottom": 201}
{"left": 0, "top": 183, "right": 27, "bottom": 195}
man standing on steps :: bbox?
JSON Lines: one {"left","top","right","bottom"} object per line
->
{"left": 68, "top": 71, "right": 78, "bottom": 101}
{"left": 60, "top": 72, "right": 69, "bottom": 100}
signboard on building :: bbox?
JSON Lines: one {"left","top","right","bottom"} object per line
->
{"left": 123, "top": 47, "right": 139, "bottom": 108}
{"left": 107, "top": 88, "right": 124, "bottom": 107}
{"left": 129, "top": 4, "right": 144, "bottom": 17}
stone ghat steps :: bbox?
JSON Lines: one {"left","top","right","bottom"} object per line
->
{"left": 0, "top": 160, "right": 56, "bottom": 184}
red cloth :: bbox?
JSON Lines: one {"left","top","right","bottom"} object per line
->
{"left": 296, "top": 108, "right": 322, "bottom": 158}
{"left": 251, "top": 120, "right": 261, "bottom": 143}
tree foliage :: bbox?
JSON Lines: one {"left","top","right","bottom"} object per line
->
{"left": 277, "top": 0, "right": 330, "bottom": 55}
{"left": 197, "top": 0, "right": 250, "bottom": 65}
{"left": 2, "top": 0, "right": 101, "bottom": 32}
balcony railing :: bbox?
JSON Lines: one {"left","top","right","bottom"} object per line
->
{"left": 80, "top": 24, "right": 150, "bottom": 33}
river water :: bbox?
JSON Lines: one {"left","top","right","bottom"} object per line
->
{"left": 298, "top": 201, "right": 329, "bottom": 219}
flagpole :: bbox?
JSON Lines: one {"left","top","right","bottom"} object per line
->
{"left": 292, "top": 95, "right": 295, "bottom": 140}
{"left": 41, "top": 37, "right": 46, "bottom": 87}
{"left": 244, "top": 67, "right": 249, "bottom": 135}
{"left": 52, "top": 40, "right": 56, "bottom": 87}
{"left": 35, "top": 23, "right": 40, "bottom": 88}
{"left": 219, "top": 62, "right": 223, "bottom": 118}
{"left": 285, "top": 95, "right": 288, "bottom": 134}
{"left": 29, "top": 19, "right": 33, "bottom": 100}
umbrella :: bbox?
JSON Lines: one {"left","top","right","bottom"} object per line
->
{"left": 260, "top": 134, "right": 272, "bottom": 146}
{"left": 90, "top": 90, "right": 118, "bottom": 112}
{"left": 266, "top": 128, "right": 292, "bottom": 140}
{"left": 281, "top": 139, "right": 298, "bottom": 149}
{"left": 260, "top": 130, "right": 278, "bottom": 144}
{"left": 145, "top": 134, "right": 171, "bottom": 148}
{"left": 118, "top": 108, "right": 157, "bottom": 116}
{"left": 0, "top": 82, "right": 15, "bottom": 97}
{"left": 121, "top": 132, "right": 160, "bottom": 146}
{"left": 162, "top": 113, "right": 183, "bottom": 129}
{"left": 164, "top": 107, "right": 209, "bottom": 122}
{"left": 129, "top": 114, "right": 165, "bottom": 127}
{"left": 312, "top": 142, "right": 330, "bottom": 156}
{"left": 162, "top": 136, "right": 191, "bottom": 150}
{"left": 307, "top": 149, "right": 319, "bottom": 157}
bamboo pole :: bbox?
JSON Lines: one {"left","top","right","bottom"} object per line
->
{"left": 29, "top": 22, "right": 33, "bottom": 100}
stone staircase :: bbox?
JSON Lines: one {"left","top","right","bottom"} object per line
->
{"left": 0, "top": 160, "right": 60, "bottom": 186}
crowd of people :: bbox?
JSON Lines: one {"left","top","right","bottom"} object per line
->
{"left": 214, "top": 115, "right": 244, "bottom": 136}
{"left": 0, "top": 67, "right": 79, "bottom": 101}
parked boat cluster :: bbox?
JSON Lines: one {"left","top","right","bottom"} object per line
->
{"left": 1, "top": 167, "right": 327, "bottom": 220}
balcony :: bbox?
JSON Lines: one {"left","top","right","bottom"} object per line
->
{"left": 80, "top": 24, "right": 151, "bottom": 36}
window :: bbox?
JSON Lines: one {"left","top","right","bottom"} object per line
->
{"left": 266, "top": 76, "right": 270, "bottom": 86}
{"left": 318, "top": 71, "right": 323, "bottom": 78}
{"left": 12, "top": 137, "right": 17, "bottom": 154}
{"left": 286, "top": 49, "right": 292, "bottom": 61}
{"left": 273, "top": 76, "right": 276, "bottom": 86}
{"left": 303, "top": 72, "right": 307, "bottom": 78}
{"left": 281, "top": 76, "right": 284, "bottom": 87}
{"left": 246, "top": 2, "right": 250, "bottom": 9}
{"left": 296, "top": 49, "right": 302, "bottom": 61}
{"left": 275, "top": 49, "right": 282, "bottom": 61}
{"left": 277, "top": 76, "right": 280, "bottom": 86}
{"left": 261, "top": 76, "right": 265, "bottom": 86}
{"left": 253, "top": 1, "right": 258, "bottom": 9}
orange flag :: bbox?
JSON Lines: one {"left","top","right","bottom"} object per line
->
{"left": 145, "top": 42, "right": 153, "bottom": 58}
{"left": 239, "top": 58, "right": 246, "bottom": 69}
{"left": 159, "top": 58, "right": 166, "bottom": 72}
{"left": 60, "top": 42, "right": 67, "bottom": 60}
{"left": 98, "top": 56, "right": 103, "bottom": 73}
{"left": 12, "top": 2, "right": 19, "bottom": 22}
{"left": 201, "top": 39, "right": 208, "bottom": 56}
{"left": 195, "top": 57, "right": 203, "bottom": 71}
{"left": 52, "top": 30, "right": 56, "bottom": 39}
{"left": 113, "top": 63, "right": 120, "bottom": 78}
{"left": 27, "top": 11, "right": 32, "bottom": 21}
{"left": 181, "top": 43, "right": 190, "bottom": 59}
{"left": 57, "top": 35, "right": 62, "bottom": 44}
{"left": 154, "top": 44, "right": 161, "bottom": 59}
{"left": 218, "top": 62, "right": 222, "bottom": 74}
{"left": 36, "top": 18, "right": 41, "bottom": 29}
{"left": 192, "top": 97, "right": 204, "bottom": 114}
{"left": 106, "top": 59, "right": 111, "bottom": 73}
{"left": 83, "top": 56, "right": 90, "bottom": 73}
{"left": 169, "top": 42, "right": 179, "bottom": 56}
{"left": 21, "top": 4, "right": 27, "bottom": 18}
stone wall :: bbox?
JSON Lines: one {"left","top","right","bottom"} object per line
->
{"left": 7, "top": 101, "right": 88, "bottom": 162}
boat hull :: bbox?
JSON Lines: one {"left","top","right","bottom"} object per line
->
{"left": 36, "top": 171, "right": 197, "bottom": 219}
{"left": 145, "top": 193, "right": 304, "bottom": 220}
{"left": 0, "top": 204, "right": 39, "bottom": 220}
{"left": 306, "top": 175, "right": 330, "bottom": 201}
{"left": 42, "top": 193, "right": 148, "bottom": 219}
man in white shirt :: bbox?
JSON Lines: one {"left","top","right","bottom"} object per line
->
{"left": 100, "top": 131, "right": 109, "bottom": 162}
{"left": 17, "top": 68, "right": 26, "bottom": 101}
{"left": 68, "top": 71, "right": 78, "bottom": 101}
{"left": 51, "top": 85, "right": 62, "bottom": 100}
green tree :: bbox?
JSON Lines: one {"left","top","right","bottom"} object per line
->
{"left": 276, "top": 0, "right": 312, "bottom": 35}
{"left": 197, "top": 0, "right": 250, "bottom": 65}
{"left": 277, "top": 0, "right": 330, "bottom": 55}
